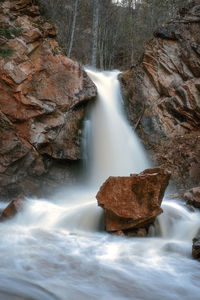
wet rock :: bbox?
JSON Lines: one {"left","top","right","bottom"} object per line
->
{"left": 119, "top": 1, "right": 200, "bottom": 191}
{"left": 0, "top": 194, "right": 25, "bottom": 221}
{"left": 114, "top": 230, "right": 126, "bottom": 237}
{"left": 0, "top": 0, "right": 97, "bottom": 199}
{"left": 186, "top": 204, "right": 195, "bottom": 212}
{"left": 192, "top": 236, "right": 200, "bottom": 260}
{"left": 165, "top": 193, "right": 182, "bottom": 200}
{"left": 183, "top": 187, "right": 200, "bottom": 209}
{"left": 96, "top": 168, "right": 171, "bottom": 234}
{"left": 126, "top": 228, "right": 148, "bottom": 238}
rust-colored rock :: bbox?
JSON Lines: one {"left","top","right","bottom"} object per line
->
{"left": 0, "top": 0, "right": 97, "bottom": 200}
{"left": 183, "top": 187, "right": 200, "bottom": 209}
{"left": 96, "top": 168, "right": 171, "bottom": 234}
{"left": 119, "top": 1, "right": 200, "bottom": 191}
{"left": 192, "top": 236, "right": 200, "bottom": 261}
{"left": 0, "top": 194, "right": 25, "bottom": 221}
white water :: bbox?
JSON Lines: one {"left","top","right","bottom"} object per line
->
{"left": 0, "top": 70, "right": 200, "bottom": 300}
{"left": 84, "top": 69, "right": 149, "bottom": 186}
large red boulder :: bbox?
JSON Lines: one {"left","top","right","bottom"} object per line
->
{"left": 96, "top": 168, "right": 171, "bottom": 235}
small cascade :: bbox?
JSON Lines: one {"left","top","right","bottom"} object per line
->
{"left": 157, "top": 200, "right": 200, "bottom": 240}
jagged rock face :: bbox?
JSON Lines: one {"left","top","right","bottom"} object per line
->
{"left": 0, "top": 0, "right": 97, "bottom": 200}
{"left": 119, "top": 1, "right": 200, "bottom": 191}
{"left": 96, "top": 168, "right": 170, "bottom": 235}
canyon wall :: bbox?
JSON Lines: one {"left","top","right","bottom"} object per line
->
{"left": 0, "top": 0, "right": 97, "bottom": 200}
{"left": 119, "top": 0, "right": 200, "bottom": 191}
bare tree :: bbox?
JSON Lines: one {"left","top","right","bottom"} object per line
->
{"left": 91, "top": 0, "right": 99, "bottom": 67}
{"left": 39, "top": 0, "right": 190, "bottom": 70}
{"left": 67, "top": 0, "right": 78, "bottom": 58}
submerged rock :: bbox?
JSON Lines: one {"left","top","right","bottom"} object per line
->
{"left": 0, "top": 0, "right": 97, "bottom": 200}
{"left": 96, "top": 168, "right": 171, "bottom": 235}
{"left": 192, "top": 236, "right": 200, "bottom": 261}
{"left": 119, "top": 1, "right": 200, "bottom": 191}
{"left": 0, "top": 194, "right": 25, "bottom": 221}
{"left": 183, "top": 187, "right": 200, "bottom": 209}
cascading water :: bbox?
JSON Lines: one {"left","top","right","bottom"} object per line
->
{"left": 0, "top": 70, "right": 200, "bottom": 300}
{"left": 84, "top": 69, "right": 150, "bottom": 186}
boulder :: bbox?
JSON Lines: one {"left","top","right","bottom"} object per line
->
{"left": 0, "top": 0, "right": 97, "bottom": 200}
{"left": 183, "top": 187, "right": 200, "bottom": 209}
{"left": 192, "top": 236, "right": 200, "bottom": 261}
{"left": 119, "top": 1, "right": 200, "bottom": 191}
{"left": 96, "top": 168, "right": 171, "bottom": 234}
{"left": 0, "top": 194, "right": 25, "bottom": 221}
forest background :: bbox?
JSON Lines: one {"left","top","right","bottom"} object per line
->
{"left": 39, "top": 0, "right": 189, "bottom": 70}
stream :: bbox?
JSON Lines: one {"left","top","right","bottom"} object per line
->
{"left": 0, "top": 69, "right": 200, "bottom": 300}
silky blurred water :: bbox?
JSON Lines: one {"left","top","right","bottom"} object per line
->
{"left": 84, "top": 69, "right": 150, "bottom": 187}
{"left": 0, "top": 70, "right": 200, "bottom": 300}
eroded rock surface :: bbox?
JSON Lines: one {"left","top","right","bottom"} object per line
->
{"left": 119, "top": 1, "right": 200, "bottom": 191}
{"left": 0, "top": 0, "right": 97, "bottom": 199}
{"left": 96, "top": 168, "right": 171, "bottom": 235}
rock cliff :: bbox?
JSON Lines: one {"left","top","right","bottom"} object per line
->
{"left": 119, "top": 0, "right": 200, "bottom": 191}
{"left": 0, "top": 0, "right": 97, "bottom": 200}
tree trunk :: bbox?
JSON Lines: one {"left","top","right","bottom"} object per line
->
{"left": 91, "top": 0, "right": 99, "bottom": 67}
{"left": 67, "top": 0, "right": 78, "bottom": 58}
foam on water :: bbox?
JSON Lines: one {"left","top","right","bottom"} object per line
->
{"left": 0, "top": 69, "right": 200, "bottom": 300}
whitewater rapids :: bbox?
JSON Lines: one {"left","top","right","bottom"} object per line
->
{"left": 0, "top": 70, "right": 200, "bottom": 300}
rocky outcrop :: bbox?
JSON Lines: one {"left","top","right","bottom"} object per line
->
{"left": 119, "top": 1, "right": 200, "bottom": 191}
{"left": 0, "top": 0, "right": 97, "bottom": 200}
{"left": 183, "top": 186, "right": 200, "bottom": 208}
{"left": 0, "top": 194, "right": 25, "bottom": 221}
{"left": 96, "top": 168, "right": 170, "bottom": 235}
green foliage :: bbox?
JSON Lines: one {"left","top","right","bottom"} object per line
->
{"left": 0, "top": 27, "right": 23, "bottom": 39}
{"left": 52, "top": 48, "right": 59, "bottom": 56}
{"left": 0, "top": 27, "right": 22, "bottom": 58}
{"left": 32, "top": 21, "right": 44, "bottom": 32}
{"left": 0, "top": 47, "right": 15, "bottom": 59}
{"left": 0, "top": 116, "right": 12, "bottom": 131}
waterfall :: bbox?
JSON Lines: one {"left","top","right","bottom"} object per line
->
{"left": 0, "top": 70, "right": 200, "bottom": 300}
{"left": 84, "top": 69, "right": 150, "bottom": 186}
